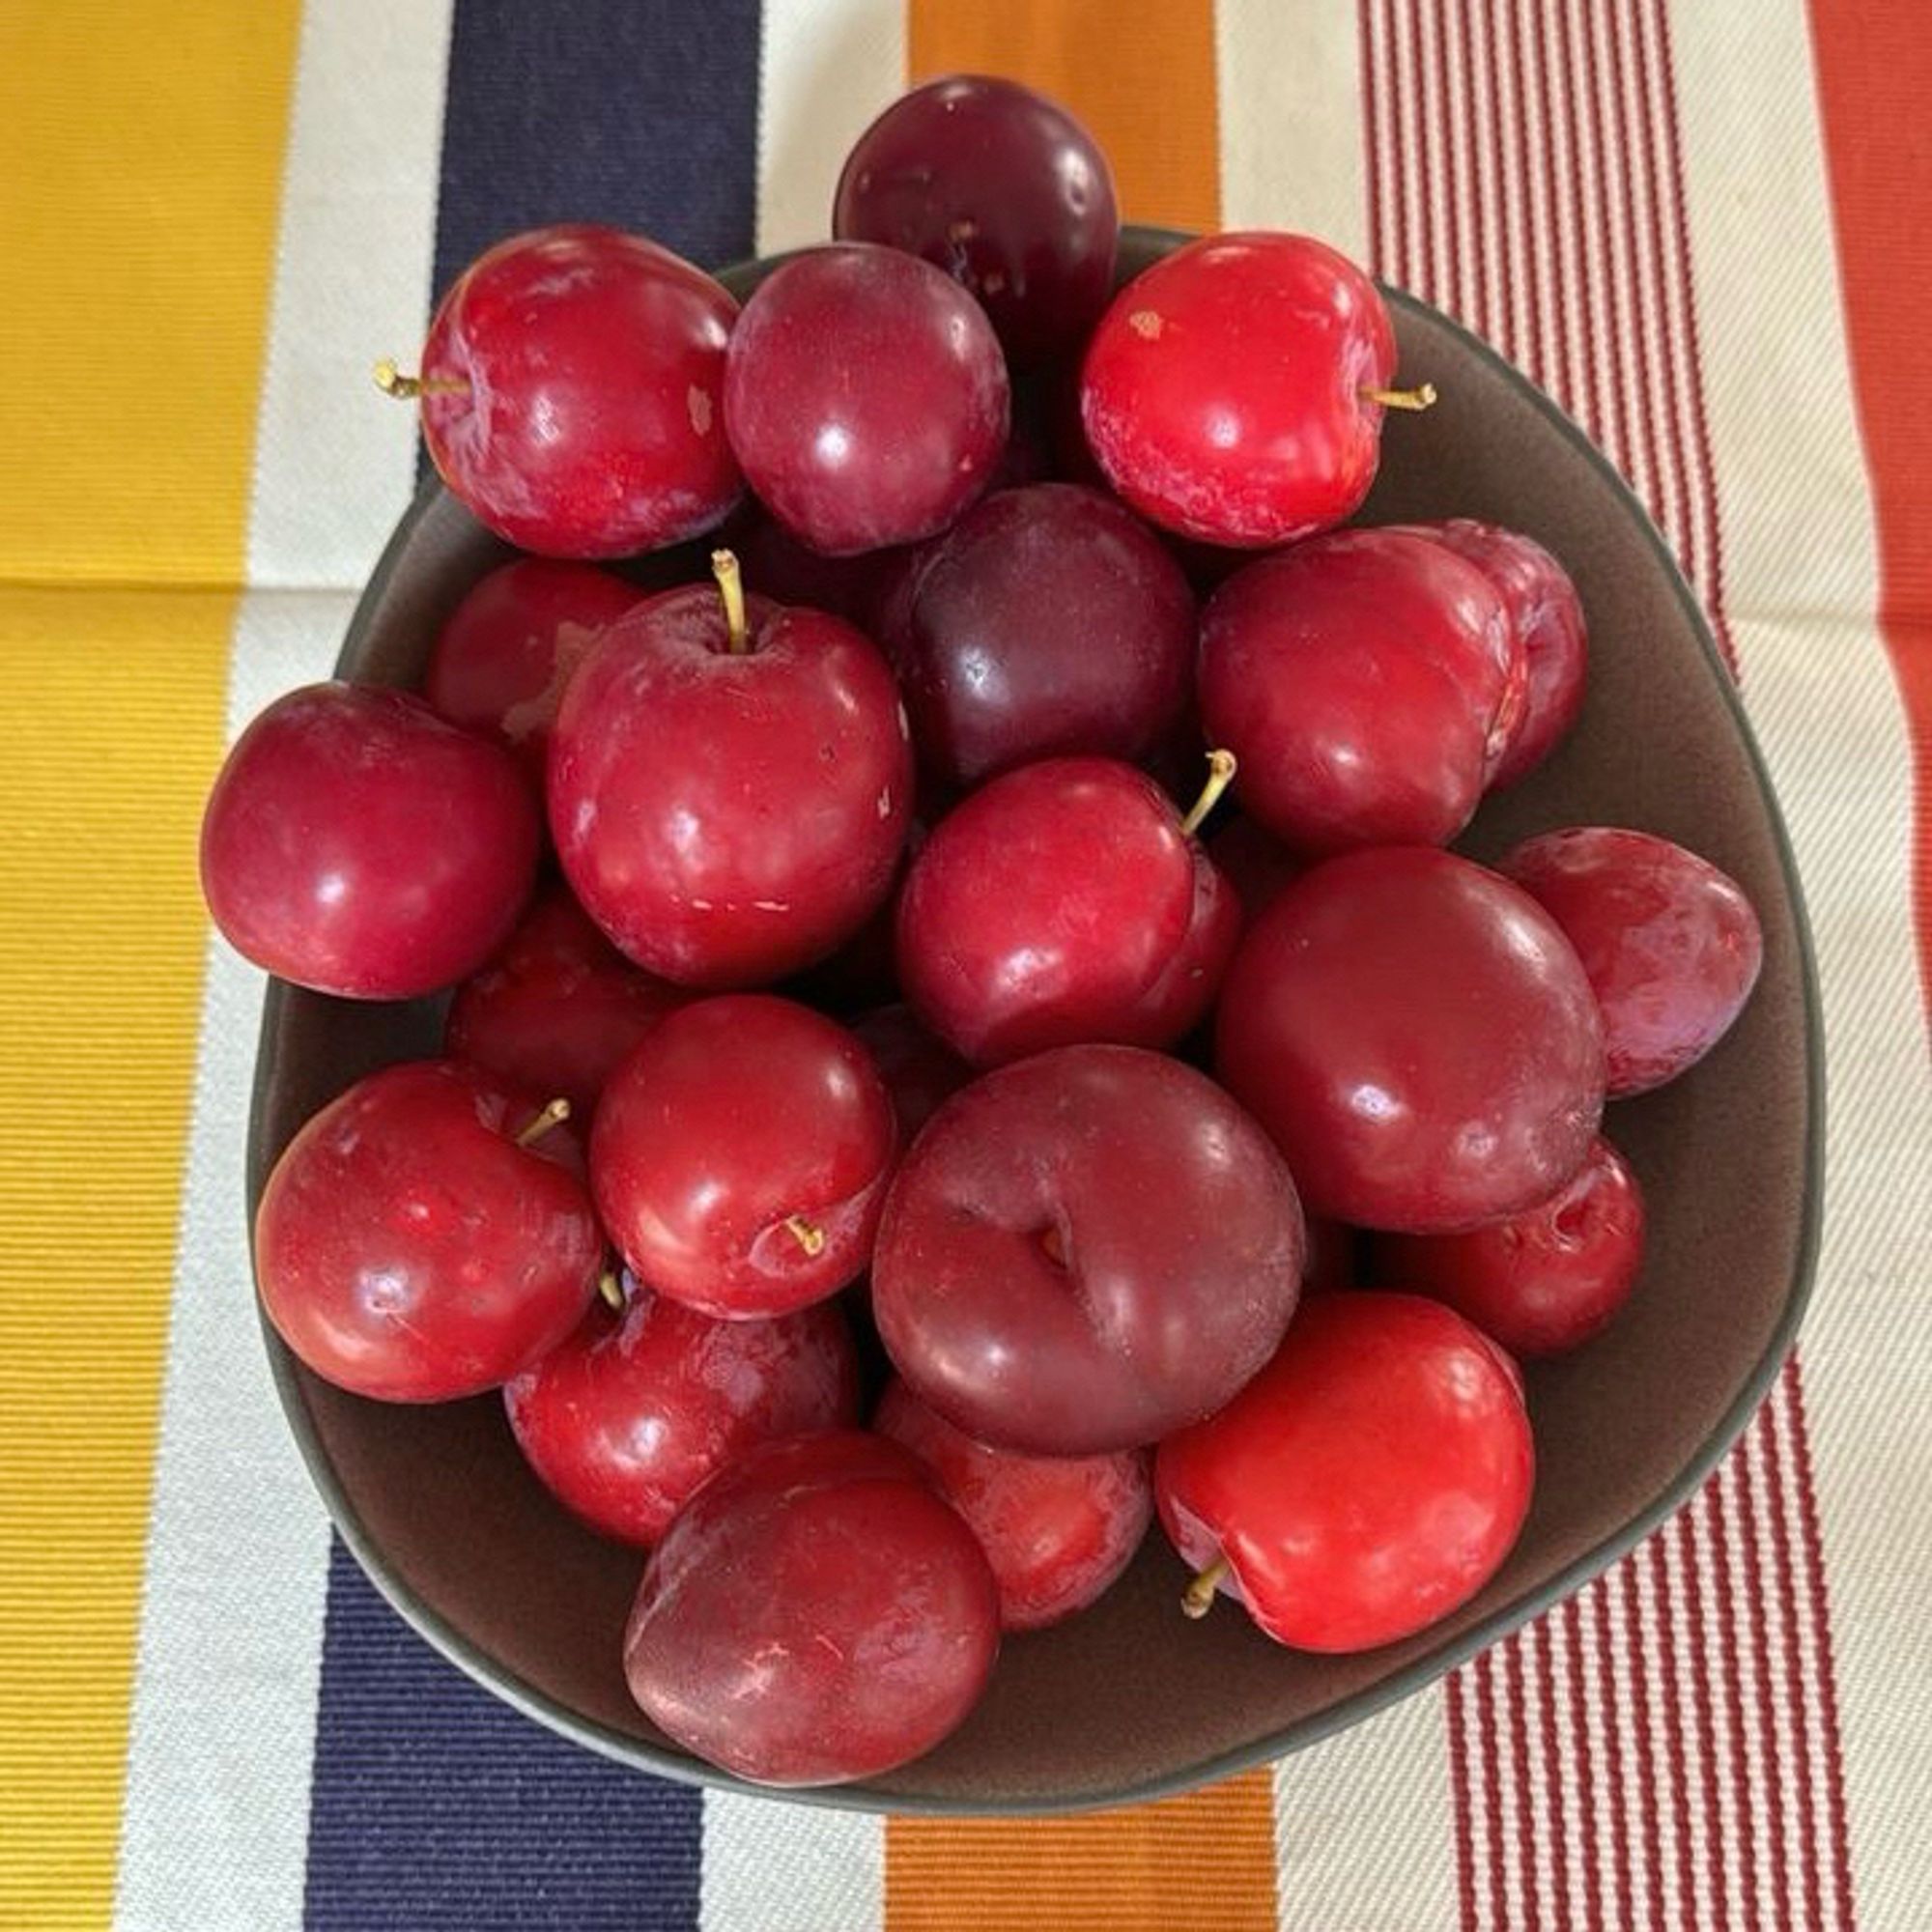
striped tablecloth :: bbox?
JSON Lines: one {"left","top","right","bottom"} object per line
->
{"left": 2, "top": 3, "right": 1924, "bottom": 1927}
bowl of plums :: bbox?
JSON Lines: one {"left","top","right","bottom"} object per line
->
{"left": 205, "top": 74, "right": 1819, "bottom": 1811}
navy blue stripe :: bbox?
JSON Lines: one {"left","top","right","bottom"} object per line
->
{"left": 303, "top": 1546, "right": 703, "bottom": 1932}
{"left": 417, "top": 0, "right": 762, "bottom": 483}
{"left": 431, "top": 0, "right": 763, "bottom": 298}
{"left": 309, "top": 6, "right": 764, "bottom": 1918}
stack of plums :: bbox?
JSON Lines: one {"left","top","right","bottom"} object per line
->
{"left": 201, "top": 74, "right": 1764, "bottom": 1788}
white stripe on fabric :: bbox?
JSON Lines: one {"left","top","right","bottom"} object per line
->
{"left": 1658, "top": 1520, "right": 1715, "bottom": 1927}
{"left": 1635, "top": 1548, "right": 1694, "bottom": 1925}
{"left": 1541, "top": 1605, "right": 1590, "bottom": 1929}
{"left": 1480, "top": 1649, "right": 1518, "bottom": 1928}
{"left": 246, "top": 0, "right": 453, "bottom": 590}
{"left": 1775, "top": 1388, "right": 1848, "bottom": 1929}
{"left": 1440, "top": 0, "right": 1497, "bottom": 350}
{"left": 1595, "top": 1566, "right": 1646, "bottom": 1930}
{"left": 1383, "top": 0, "right": 1430, "bottom": 298}
{"left": 1684, "top": 1492, "right": 1746, "bottom": 1932}
{"left": 111, "top": 594, "right": 353, "bottom": 1932}
{"left": 1674, "top": 6, "right": 1932, "bottom": 1929}
{"left": 754, "top": 0, "right": 906, "bottom": 258}
{"left": 113, "top": 5, "right": 453, "bottom": 1927}
{"left": 1626, "top": 0, "right": 1711, "bottom": 611}
{"left": 1520, "top": 1623, "right": 1560, "bottom": 1930}
{"left": 1271, "top": 1694, "right": 1459, "bottom": 1931}
{"left": 700, "top": 1790, "right": 883, "bottom": 1932}
{"left": 1739, "top": 1416, "right": 1807, "bottom": 1920}
{"left": 1211, "top": 0, "right": 1369, "bottom": 264}
{"left": 1713, "top": 1455, "right": 1777, "bottom": 1930}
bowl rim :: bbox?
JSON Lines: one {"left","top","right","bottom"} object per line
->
{"left": 247, "top": 224, "right": 1826, "bottom": 1816}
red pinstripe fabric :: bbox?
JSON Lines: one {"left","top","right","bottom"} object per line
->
{"left": 1447, "top": 1670, "right": 1483, "bottom": 1929}
{"left": 1759, "top": 1390, "right": 1826, "bottom": 1924}
{"left": 1705, "top": 1468, "right": 1763, "bottom": 1931}
{"left": 1561, "top": 1596, "right": 1605, "bottom": 1929}
{"left": 1473, "top": 1647, "right": 1511, "bottom": 1930}
{"left": 1590, "top": 1576, "right": 1634, "bottom": 1929}
{"left": 1646, "top": 1537, "right": 1694, "bottom": 1932}
{"left": 1358, "top": 2, "right": 1850, "bottom": 1922}
{"left": 1533, "top": 1620, "right": 1571, "bottom": 1930}
{"left": 1783, "top": 1361, "right": 1854, "bottom": 1920}
{"left": 1503, "top": 1634, "right": 1541, "bottom": 1927}
{"left": 1676, "top": 1508, "right": 1726, "bottom": 1927}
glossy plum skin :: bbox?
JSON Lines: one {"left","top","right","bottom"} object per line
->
{"left": 1215, "top": 848, "right": 1605, "bottom": 1233}
{"left": 1156, "top": 1293, "right": 1534, "bottom": 1652}
{"left": 591, "top": 997, "right": 896, "bottom": 1320}
{"left": 417, "top": 225, "right": 742, "bottom": 557}
{"left": 503, "top": 1285, "right": 860, "bottom": 1547}
{"left": 549, "top": 580, "right": 913, "bottom": 989}
{"left": 1377, "top": 1135, "right": 1646, "bottom": 1356}
{"left": 1499, "top": 828, "right": 1764, "bottom": 1097}
{"left": 872, "top": 1045, "right": 1304, "bottom": 1455}
{"left": 200, "top": 682, "right": 539, "bottom": 1000}
{"left": 834, "top": 73, "right": 1119, "bottom": 366}
{"left": 624, "top": 1431, "right": 999, "bottom": 1786}
{"left": 421, "top": 559, "right": 640, "bottom": 782}
{"left": 1123, "top": 842, "right": 1241, "bottom": 1048}
{"left": 254, "top": 1061, "right": 599, "bottom": 1402}
{"left": 1198, "top": 530, "right": 1520, "bottom": 855}
{"left": 849, "top": 1004, "right": 971, "bottom": 1145}
{"left": 1081, "top": 233, "right": 1400, "bottom": 547}
{"left": 881, "top": 483, "right": 1195, "bottom": 791}
{"left": 1404, "top": 520, "right": 1586, "bottom": 789}
{"left": 724, "top": 244, "right": 1009, "bottom": 555}
{"left": 873, "top": 1378, "right": 1152, "bottom": 1631}
{"left": 895, "top": 757, "right": 1198, "bottom": 1066}
{"left": 444, "top": 887, "right": 686, "bottom": 1122}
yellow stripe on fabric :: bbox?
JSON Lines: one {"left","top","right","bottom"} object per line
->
{"left": 886, "top": 1778, "right": 1279, "bottom": 1932}
{"left": 0, "top": 5, "right": 299, "bottom": 585}
{"left": 0, "top": 591, "right": 242, "bottom": 1926}
{"left": 907, "top": 0, "right": 1222, "bottom": 233}
{"left": 0, "top": 5, "right": 298, "bottom": 1925}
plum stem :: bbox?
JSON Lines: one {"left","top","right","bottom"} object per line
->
{"left": 597, "top": 1268, "right": 624, "bottom": 1312}
{"left": 783, "top": 1213, "right": 826, "bottom": 1258}
{"left": 1360, "top": 382, "right": 1438, "bottom": 412}
{"left": 1039, "top": 1226, "right": 1067, "bottom": 1267}
{"left": 711, "top": 548, "right": 750, "bottom": 653}
{"left": 372, "top": 357, "right": 470, "bottom": 401}
{"left": 1179, "top": 749, "right": 1238, "bottom": 838}
{"left": 1181, "top": 1555, "right": 1231, "bottom": 1619}
{"left": 513, "top": 1096, "right": 572, "bottom": 1148}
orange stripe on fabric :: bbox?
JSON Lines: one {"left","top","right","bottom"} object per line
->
{"left": 0, "top": 3, "right": 299, "bottom": 1923}
{"left": 886, "top": 1777, "right": 1277, "bottom": 1932}
{"left": 906, "top": 0, "right": 1221, "bottom": 233}
{"left": 890, "top": 10, "right": 1263, "bottom": 1921}
{"left": 1808, "top": 0, "right": 1932, "bottom": 1022}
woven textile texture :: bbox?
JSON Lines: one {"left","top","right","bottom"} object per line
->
{"left": 0, "top": 2, "right": 1925, "bottom": 1927}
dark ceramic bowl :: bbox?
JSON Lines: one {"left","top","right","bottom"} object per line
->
{"left": 248, "top": 228, "right": 1821, "bottom": 1813}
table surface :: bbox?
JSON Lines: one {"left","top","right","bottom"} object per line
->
{"left": 1, "top": 3, "right": 1924, "bottom": 1928}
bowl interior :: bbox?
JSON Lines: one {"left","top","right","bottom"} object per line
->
{"left": 248, "top": 230, "right": 1819, "bottom": 1812}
